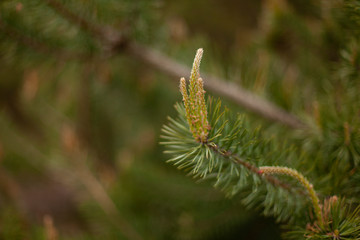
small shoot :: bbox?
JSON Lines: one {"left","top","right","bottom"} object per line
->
{"left": 179, "top": 48, "right": 210, "bottom": 143}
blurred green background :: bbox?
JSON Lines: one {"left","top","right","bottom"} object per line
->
{"left": 0, "top": 0, "right": 358, "bottom": 239}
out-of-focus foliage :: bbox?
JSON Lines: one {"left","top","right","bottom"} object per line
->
{"left": 0, "top": 0, "right": 359, "bottom": 239}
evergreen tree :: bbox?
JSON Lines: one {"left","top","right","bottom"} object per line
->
{"left": 0, "top": 0, "right": 359, "bottom": 239}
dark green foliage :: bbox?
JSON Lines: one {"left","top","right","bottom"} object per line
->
{"left": 161, "top": 98, "right": 308, "bottom": 223}
{"left": 162, "top": 85, "right": 360, "bottom": 239}
{"left": 0, "top": 0, "right": 360, "bottom": 239}
{"left": 286, "top": 198, "right": 360, "bottom": 239}
{"left": 0, "top": 0, "right": 160, "bottom": 65}
{"left": 0, "top": 208, "right": 26, "bottom": 240}
{"left": 161, "top": 15, "right": 360, "bottom": 232}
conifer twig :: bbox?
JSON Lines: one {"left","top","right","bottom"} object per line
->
{"left": 42, "top": 0, "right": 126, "bottom": 51}
{"left": 176, "top": 48, "right": 306, "bottom": 196}
{"left": 180, "top": 48, "right": 210, "bottom": 142}
{"left": 43, "top": 0, "right": 103, "bottom": 39}
{"left": 128, "top": 43, "right": 305, "bottom": 129}
{"left": 40, "top": 0, "right": 304, "bottom": 128}
{"left": 207, "top": 142, "right": 306, "bottom": 196}
{"left": 38, "top": 0, "right": 304, "bottom": 128}
{"left": 259, "top": 166, "right": 323, "bottom": 225}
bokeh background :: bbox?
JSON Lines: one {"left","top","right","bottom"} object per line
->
{"left": 0, "top": 0, "right": 359, "bottom": 239}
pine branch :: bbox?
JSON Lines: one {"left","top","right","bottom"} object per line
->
{"left": 288, "top": 197, "right": 360, "bottom": 239}
{"left": 42, "top": 0, "right": 127, "bottom": 53}
{"left": 128, "top": 43, "right": 305, "bottom": 129}
{"left": 175, "top": 52, "right": 304, "bottom": 193}
{"left": 161, "top": 47, "right": 311, "bottom": 219}
{"left": 162, "top": 48, "right": 360, "bottom": 239}
{"left": 43, "top": 0, "right": 102, "bottom": 38}
{"left": 259, "top": 166, "right": 322, "bottom": 225}
{"left": 161, "top": 99, "right": 309, "bottom": 222}
{"left": 207, "top": 143, "right": 303, "bottom": 195}
{"left": 40, "top": 0, "right": 304, "bottom": 128}
{"left": 0, "top": 17, "right": 87, "bottom": 60}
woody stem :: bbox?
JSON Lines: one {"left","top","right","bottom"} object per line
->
{"left": 259, "top": 166, "right": 323, "bottom": 226}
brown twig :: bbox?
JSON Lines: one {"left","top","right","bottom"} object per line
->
{"left": 207, "top": 142, "right": 306, "bottom": 195}
{"left": 43, "top": 0, "right": 126, "bottom": 52}
{"left": 43, "top": 0, "right": 102, "bottom": 39}
{"left": 259, "top": 166, "right": 322, "bottom": 225}
{"left": 128, "top": 43, "right": 305, "bottom": 129}
{"left": 42, "top": 0, "right": 304, "bottom": 128}
{"left": 43, "top": 215, "right": 59, "bottom": 240}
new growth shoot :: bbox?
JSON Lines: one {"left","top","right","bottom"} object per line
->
{"left": 259, "top": 166, "right": 323, "bottom": 226}
{"left": 180, "top": 48, "right": 210, "bottom": 143}
{"left": 162, "top": 48, "right": 360, "bottom": 239}
{"left": 179, "top": 49, "right": 323, "bottom": 226}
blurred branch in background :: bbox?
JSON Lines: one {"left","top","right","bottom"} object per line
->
{"left": 0, "top": 17, "right": 87, "bottom": 60}
{"left": 43, "top": 215, "right": 58, "bottom": 240}
{"left": 127, "top": 43, "right": 304, "bottom": 129}
{"left": 6, "top": 0, "right": 304, "bottom": 129}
